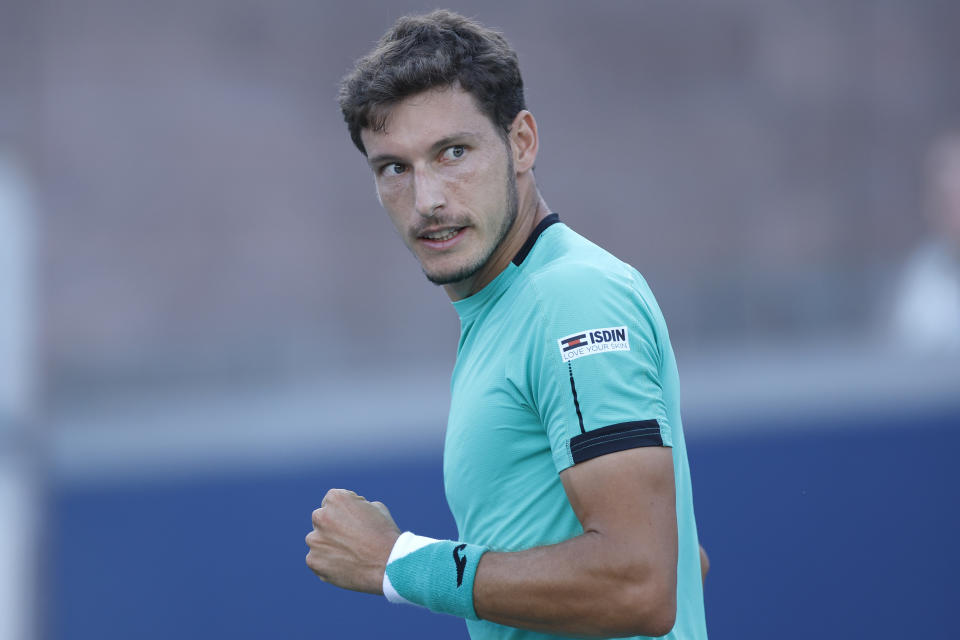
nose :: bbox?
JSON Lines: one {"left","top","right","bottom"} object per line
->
{"left": 413, "top": 167, "right": 445, "bottom": 217}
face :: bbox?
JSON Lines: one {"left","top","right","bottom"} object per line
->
{"left": 361, "top": 87, "right": 518, "bottom": 295}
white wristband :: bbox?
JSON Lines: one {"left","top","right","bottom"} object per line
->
{"left": 382, "top": 531, "right": 438, "bottom": 605}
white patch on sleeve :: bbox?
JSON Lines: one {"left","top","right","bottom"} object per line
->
{"left": 557, "top": 326, "right": 630, "bottom": 362}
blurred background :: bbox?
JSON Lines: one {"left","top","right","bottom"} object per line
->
{"left": 1, "top": 0, "right": 959, "bottom": 638}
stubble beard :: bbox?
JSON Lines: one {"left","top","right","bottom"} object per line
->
{"left": 422, "top": 159, "right": 519, "bottom": 287}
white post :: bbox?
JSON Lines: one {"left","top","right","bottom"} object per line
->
{"left": 0, "top": 150, "right": 37, "bottom": 640}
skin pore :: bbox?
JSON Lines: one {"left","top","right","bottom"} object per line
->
{"left": 360, "top": 85, "right": 551, "bottom": 301}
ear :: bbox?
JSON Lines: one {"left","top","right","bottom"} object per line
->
{"left": 508, "top": 110, "right": 539, "bottom": 174}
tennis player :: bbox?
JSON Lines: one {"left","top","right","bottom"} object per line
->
{"left": 306, "top": 10, "right": 709, "bottom": 639}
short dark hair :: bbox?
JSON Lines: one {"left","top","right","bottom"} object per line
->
{"left": 339, "top": 10, "right": 526, "bottom": 155}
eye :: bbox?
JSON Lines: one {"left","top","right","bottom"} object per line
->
{"left": 442, "top": 145, "right": 466, "bottom": 161}
{"left": 380, "top": 162, "right": 407, "bottom": 177}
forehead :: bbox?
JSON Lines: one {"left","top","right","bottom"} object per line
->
{"left": 361, "top": 86, "right": 498, "bottom": 157}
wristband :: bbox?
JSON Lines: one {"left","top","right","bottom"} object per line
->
{"left": 382, "top": 531, "right": 489, "bottom": 620}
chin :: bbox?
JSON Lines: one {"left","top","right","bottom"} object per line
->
{"left": 423, "top": 260, "right": 484, "bottom": 286}
{"left": 424, "top": 269, "right": 472, "bottom": 286}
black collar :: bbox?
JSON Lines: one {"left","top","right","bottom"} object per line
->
{"left": 512, "top": 213, "right": 560, "bottom": 266}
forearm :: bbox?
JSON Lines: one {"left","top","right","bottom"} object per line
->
{"left": 473, "top": 530, "right": 676, "bottom": 638}
{"left": 310, "top": 453, "right": 680, "bottom": 636}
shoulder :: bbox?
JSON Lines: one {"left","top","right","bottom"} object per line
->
{"left": 521, "top": 224, "right": 661, "bottom": 323}
{"left": 515, "top": 226, "right": 668, "bottom": 362}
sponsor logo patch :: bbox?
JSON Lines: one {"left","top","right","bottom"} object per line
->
{"left": 558, "top": 326, "right": 630, "bottom": 362}
{"left": 453, "top": 544, "right": 467, "bottom": 587}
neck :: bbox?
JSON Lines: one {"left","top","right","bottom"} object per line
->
{"left": 443, "top": 177, "right": 550, "bottom": 301}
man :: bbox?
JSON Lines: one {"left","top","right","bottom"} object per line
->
{"left": 306, "top": 10, "right": 708, "bottom": 639}
{"left": 889, "top": 131, "right": 960, "bottom": 350}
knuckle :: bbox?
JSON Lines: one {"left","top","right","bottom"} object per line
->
{"left": 322, "top": 488, "right": 358, "bottom": 508}
{"left": 311, "top": 507, "right": 324, "bottom": 527}
{"left": 305, "top": 554, "right": 323, "bottom": 576}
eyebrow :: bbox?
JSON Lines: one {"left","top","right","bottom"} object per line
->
{"left": 366, "top": 131, "right": 481, "bottom": 168}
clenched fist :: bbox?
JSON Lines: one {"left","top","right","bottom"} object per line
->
{"left": 305, "top": 489, "right": 402, "bottom": 594}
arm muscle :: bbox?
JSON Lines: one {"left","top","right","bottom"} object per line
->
{"left": 472, "top": 446, "right": 678, "bottom": 638}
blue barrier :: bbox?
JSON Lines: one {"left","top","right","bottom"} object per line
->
{"left": 51, "top": 404, "right": 959, "bottom": 639}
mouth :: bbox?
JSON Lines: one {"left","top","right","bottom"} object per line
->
{"left": 417, "top": 226, "right": 467, "bottom": 250}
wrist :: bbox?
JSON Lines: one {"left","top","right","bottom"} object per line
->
{"left": 382, "top": 532, "right": 437, "bottom": 603}
{"left": 382, "top": 531, "right": 489, "bottom": 620}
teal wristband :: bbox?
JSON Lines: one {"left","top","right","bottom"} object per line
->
{"left": 383, "top": 532, "right": 489, "bottom": 620}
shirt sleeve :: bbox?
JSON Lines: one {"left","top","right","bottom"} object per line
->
{"left": 523, "top": 262, "right": 674, "bottom": 473}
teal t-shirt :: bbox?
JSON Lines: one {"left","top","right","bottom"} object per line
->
{"left": 444, "top": 216, "right": 707, "bottom": 640}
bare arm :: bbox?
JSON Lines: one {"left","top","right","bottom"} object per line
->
{"left": 307, "top": 446, "right": 679, "bottom": 637}
{"left": 472, "top": 447, "right": 678, "bottom": 638}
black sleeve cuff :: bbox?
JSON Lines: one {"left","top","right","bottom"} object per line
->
{"left": 570, "top": 420, "right": 665, "bottom": 465}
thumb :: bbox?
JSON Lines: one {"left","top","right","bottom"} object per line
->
{"left": 371, "top": 501, "right": 393, "bottom": 519}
